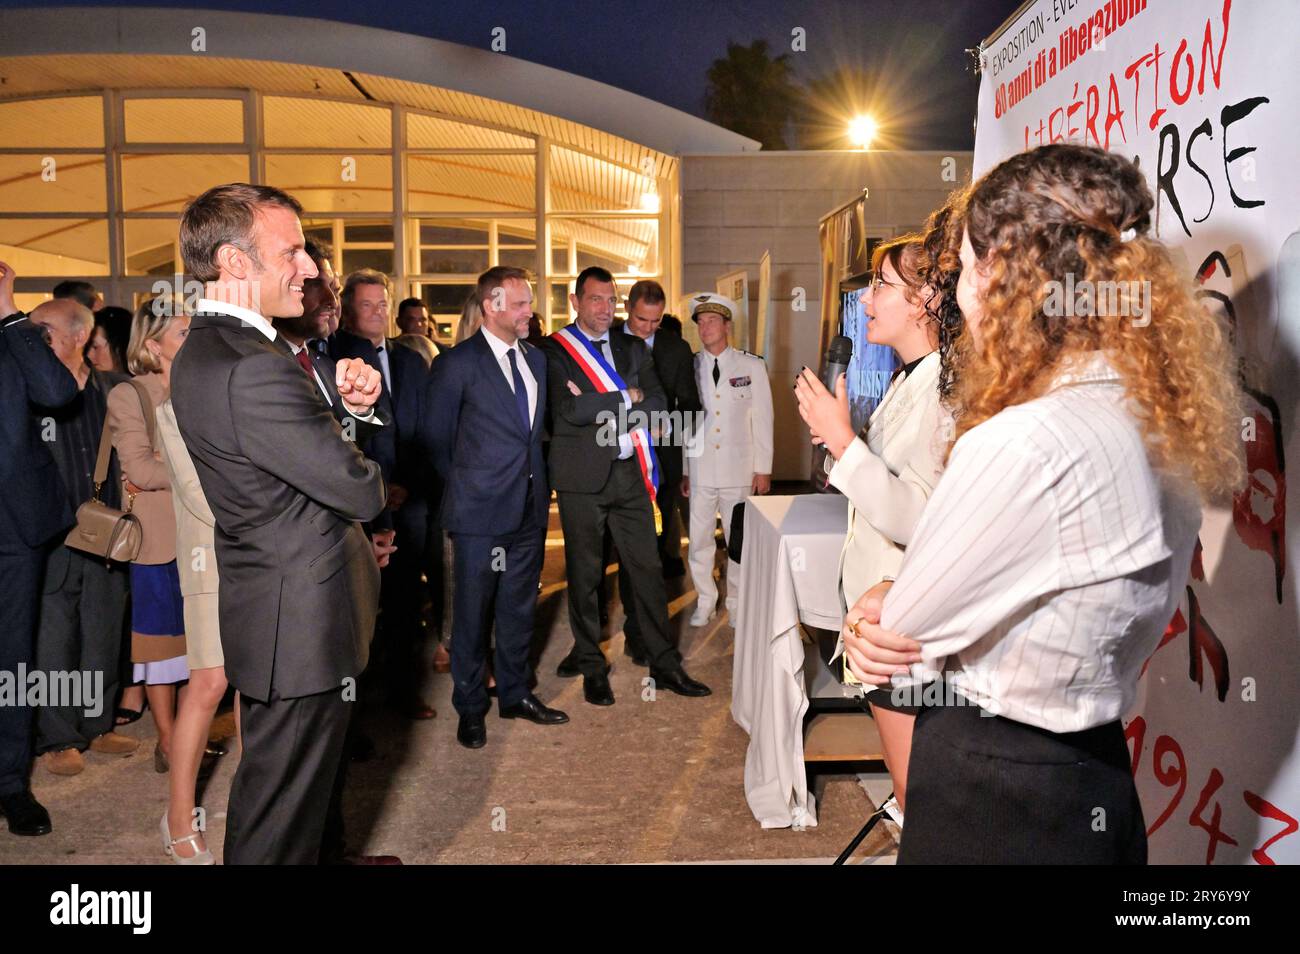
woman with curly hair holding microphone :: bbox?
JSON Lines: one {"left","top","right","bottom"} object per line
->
{"left": 843, "top": 143, "right": 1244, "bottom": 864}
{"left": 794, "top": 193, "right": 966, "bottom": 828}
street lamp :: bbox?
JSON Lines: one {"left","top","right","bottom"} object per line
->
{"left": 848, "top": 114, "right": 877, "bottom": 151}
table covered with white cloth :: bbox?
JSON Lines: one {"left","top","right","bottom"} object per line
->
{"left": 731, "top": 493, "right": 848, "bottom": 828}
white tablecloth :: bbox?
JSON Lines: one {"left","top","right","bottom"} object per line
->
{"left": 732, "top": 494, "right": 848, "bottom": 828}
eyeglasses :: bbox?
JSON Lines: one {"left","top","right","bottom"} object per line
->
{"left": 868, "top": 273, "right": 907, "bottom": 294}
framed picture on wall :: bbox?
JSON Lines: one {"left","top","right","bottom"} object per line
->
{"left": 755, "top": 251, "right": 772, "bottom": 362}
{"left": 715, "top": 268, "right": 749, "bottom": 350}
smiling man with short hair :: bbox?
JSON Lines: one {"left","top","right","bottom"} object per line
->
{"left": 171, "top": 182, "right": 387, "bottom": 864}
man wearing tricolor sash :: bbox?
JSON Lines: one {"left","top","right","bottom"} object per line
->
{"left": 542, "top": 267, "right": 712, "bottom": 707}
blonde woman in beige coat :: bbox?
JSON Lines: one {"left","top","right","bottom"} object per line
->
{"left": 155, "top": 396, "right": 232, "bottom": 864}
{"left": 106, "top": 301, "right": 190, "bottom": 776}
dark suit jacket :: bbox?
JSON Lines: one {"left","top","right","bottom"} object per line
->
{"left": 612, "top": 321, "right": 701, "bottom": 486}
{"left": 540, "top": 323, "right": 666, "bottom": 494}
{"left": 0, "top": 314, "right": 78, "bottom": 548}
{"left": 171, "top": 311, "right": 387, "bottom": 702}
{"left": 329, "top": 329, "right": 430, "bottom": 531}
{"left": 421, "top": 331, "right": 548, "bottom": 536}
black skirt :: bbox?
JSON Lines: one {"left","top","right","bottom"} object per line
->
{"left": 898, "top": 693, "right": 1146, "bottom": 864}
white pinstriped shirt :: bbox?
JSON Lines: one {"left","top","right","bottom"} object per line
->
{"left": 880, "top": 352, "right": 1203, "bottom": 733}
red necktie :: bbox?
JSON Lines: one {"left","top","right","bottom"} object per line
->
{"left": 296, "top": 348, "right": 314, "bottom": 377}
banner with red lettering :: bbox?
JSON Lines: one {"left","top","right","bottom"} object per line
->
{"left": 974, "top": 0, "right": 1300, "bottom": 864}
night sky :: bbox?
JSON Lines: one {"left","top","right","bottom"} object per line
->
{"left": 2, "top": 0, "right": 1025, "bottom": 149}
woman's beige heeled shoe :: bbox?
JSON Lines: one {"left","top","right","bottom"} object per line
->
{"left": 160, "top": 813, "right": 214, "bottom": 865}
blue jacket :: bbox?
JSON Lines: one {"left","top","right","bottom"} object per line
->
{"left": 0, "top": 314, "right": 78, "bottom": 548}
{"left": 420, "top": 331, "right": 548, "bottom": 536}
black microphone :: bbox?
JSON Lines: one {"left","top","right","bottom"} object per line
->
{"left": 821, "top": 334, "right": 853, "bottom": 396}
{"left": 809, "top": 335, "right": 854, "bottom": 491}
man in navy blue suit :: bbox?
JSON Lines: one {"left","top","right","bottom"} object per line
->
{"left": 330, "top": 270, "right": 437, "bottom": 720}
{"left": 0, "top": 262, "right": 78, "bottom": 836}
{"left": 422, "top": 266, "right": 567, "bottom": 749}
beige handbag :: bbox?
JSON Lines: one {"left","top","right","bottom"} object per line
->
{"left": 63, "top": 378, "right": 154, "bottom": 562}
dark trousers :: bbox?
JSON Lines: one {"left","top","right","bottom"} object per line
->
{"left": 557, "top": 458, "right": 680, "bottom": 676}
{"left": 376, "top": 497, "right": 435, "bottom": 704}
{"left": 0, "top": 541, "right": 45, "bottom": 797}
{"left": 449, "top": 513, "right": 544, "bottom": 716}
{"left": 224, "top": 685, "right": 352, "bottom": 865}
{"left": 320, "top": 701, "right": 360, "bottom": 865}
{"left": 656, "top": 447, "right": 686, "bottom": 569}
{"left": 34, "top": 546, "right": 126, "bottom": 753}
{"left": 899, "top": 697, "right": 1147, "bottom": 865}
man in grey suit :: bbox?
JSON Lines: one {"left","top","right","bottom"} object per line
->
{"left": 170, "top": 183, "right": 387, "bottom": 864}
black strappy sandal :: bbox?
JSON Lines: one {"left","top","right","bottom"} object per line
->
{"left": 114, "top": 706, "right": 144, "bottom": 726}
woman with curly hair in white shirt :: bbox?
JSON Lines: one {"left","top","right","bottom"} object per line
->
{"left": 843, "top": 143, "right": 1244, "bottom": 864}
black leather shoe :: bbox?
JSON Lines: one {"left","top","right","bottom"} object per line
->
{"left": 557, "top": 655, "right": 610, "bottom": 678}
{"left": 583, "top": 674, "right": 616, "bottom": 706}
{"left": 650, "top": 667, "right": 712, "bottom": 698}
{"left": 0, "top": 790, "right": 52, "bottom": 836}
{"left": 499, "top": 694, "right": 569, "bottom": 725}
{"left": 456, "top": 712, "right": 487, "bottom": 749}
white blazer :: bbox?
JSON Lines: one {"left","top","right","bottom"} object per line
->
{"left": 830, "top": 351, "right": 946, "bottom": 608}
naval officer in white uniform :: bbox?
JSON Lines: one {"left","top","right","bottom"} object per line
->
{"left": 682, "top": 293, "right": 773, "bottom": 627}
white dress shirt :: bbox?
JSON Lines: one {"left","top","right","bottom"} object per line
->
{"left": 584, "top": 331, "right": 633, "bottom": 460}
{"left": 622, "top": 322, "right": 655, "bottom": 351}
{"left": 479, "top": 326, "right": 538, "bottom": 426}
{"left": 196, "top": 297, "right": 276, "bottom": 341}
{"left": 880, "top": 352, "right": 1203, "bottom": 733}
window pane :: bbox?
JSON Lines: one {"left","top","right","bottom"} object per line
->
{"left": 418, "top": 223, "right": 488, "bottom": 246}
{"left": 124, "top": 98, "right": 244, "bottom": 143}
{"left": 120, "top": 154, "right": 250, "bottom": 213}
{"left": 124, "top": 219, "right": 180, "bottom": 277}
{"left": 0, "top": 155, "right": 105, "bottom": 212}
{"left": 407, "top": 154, "right": 534, "bottom": 213}
{"left": 552, "top": 244, "right": 572, "bottom": 275}
{"left": 0, "top": 218, "right": 109, "bottom": 275}
{"left": 264, "top": 154, "right": 392, "bottom": 212}
{"left": 549, "top": 217, "right": 658, "bottom": 276}
{"left": 341, "top": 248, "right": 393, "bottom": 274}
{"left": 13, "top": 292, "right": 54, "bottom": 312}
{"left": 343, "top": 222, "right": 394, "bottom": 243}
{"left": 0, "top": 97, "right": 104, "bottom": 148}
{"left": 550, "top": 282, "right": 571, "bottom": 322}
{"left": 407, "top": 113, "right": 533, "bottom": 150}
{"left": 264, "top": 97, "right": 391, "bottom": 149}
{"left": 420, "top": 247, "right": 487, "bottom": 275}
{"left": 549, "top": 145, "right": 657, "bottom": 213}
{"left": 420, "top": 283, "right": 476, "bottom": 315}
{"left": 498, "top": 247, "right": 536, "bottom": 270}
